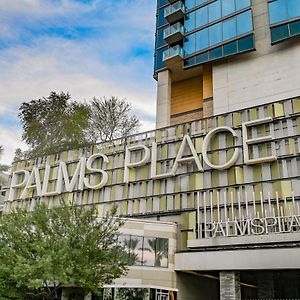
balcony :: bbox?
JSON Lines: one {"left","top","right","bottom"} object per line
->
{"left": 163, "top": 22, "right": 185, "bottom": 44}
{"left": 163, "top": 45, "right": 184, "bottom": 68}
{"left": 164, "top": 1, "right": 185, "bottom": 24}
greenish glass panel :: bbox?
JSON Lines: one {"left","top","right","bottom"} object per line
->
{"left": 209, "top": 46, "right": 223, "bottom": 60}
{"left": 238, "top": 34, "right": 254, "bottom": 52}
{"left": 290, "top": 20, "right": 300, "bottom": 36}
{"left": 271, "top": 24, "right": 289, "bottom": 43}
{"left": 196, "top": 51, "right": 209, "bottom": 63}
{"left": 223, "top": 41, "right": 238, "bottom": 56}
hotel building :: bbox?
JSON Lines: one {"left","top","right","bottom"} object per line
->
{"left": 5, "top": 0, "right": 300, "bottom": 299}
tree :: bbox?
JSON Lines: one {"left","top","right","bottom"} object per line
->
{"left": 18, "top": 92, "right": 90, "bottom": 157}
{"left": 0, "top": 202, "right": 133, "bottom": 300}
{"left": 13, "top": 148, "right": 24, "bottom": 162}
{"left": 0, "top": 146, "right": 10, "bottom": 173}
{"left": 87, "top": 97, "right": 140, "bottom": 143}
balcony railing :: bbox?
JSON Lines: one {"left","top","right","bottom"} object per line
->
{"left": 163, "top": 22, "right": 185, "bottom": 44}
{"left": 164, "top": 1, "right": 185, "bottom": 23}
{"left": 163, "top": 45, "right": 184, "bottom": 62}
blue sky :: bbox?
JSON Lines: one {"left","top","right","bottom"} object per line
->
{"left": 0, "top": 0, "right": 157, "bottom": 164}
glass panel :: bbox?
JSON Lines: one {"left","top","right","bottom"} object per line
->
{"left": 208, "top": 0, "right": 221, "bottom": 22}
{"left": 184, "top": 56, "right": 196, "bottom": 67}
{"left": 196, "top": 51, "right": 209, "bottom": 63}
{"left": 118, "top": 234, "right": 131, "bottom": 260}
{"left": 209, "top": 22, "right": 222, "bottom": 46}
{"left": 269, "top": 0, "right": 287, "bottom": 24}
{"left": 196, "top": 28, "right": 209, "bottom": 51}
{"left": 223, "top": 40, "right": 238, "bottom": 56}
{"left": 129, "top": 235, "right": 143, "bottom": 266}
{"left": 287, "top": 0, "right": 300, "bottom": 20}
{"left": 103, "top": 288, "right": 114, "bottom": 300}
{"left": 238, "top": 34, "right": 254, "bottom": 52}
{"left": 196, "top": 0, "right": 207, "bottom": 6}
{"left": 237, "top": 10, "right": 253, "bottom": 35}
{"left": 196, "top": 6, "right": 208, "bottom": 28}
{"left": 223, "top": 17, "right": 237, "bottom": 41}
{"left": 271, "top": 24, "right": 289, "bottom": 42}
{"left": 155, "top": 238, "right": 169, "bottom": 267}
{"left": 236, "top": 0, "right": 251, "bottom": 11}
{"left": 156, "top": 27, "right": 167, "bottom": 48}
{"left": 222, "top": 0, "right": 235, "bottom": 17}
{"left": 185, "top": 0, "right": 195, "bottom": 10}
{"left": 155, "top": 47, "right": 167, "bottom": 70}
{"left": 209, "top": 46, "right": 223, "bottom": 60}
{"left": 157, "top": 0, "right": 169, "bottom": 8}
{"left": 158, "top": 8, "right": 168, "bottom": 27}
{"left": 185, "top": 11, "right": 196, "bottom": 31}
{"left": 143, "top": 237, "right": 156, "bottom": 267}
{"left": 184, "top": 33, "right": 196, "bottom": 55}
{"left": 116, "top": 288, "right": 150, "bottom": 300}
{"left": 290, "top": 20, "right": 300, "bottom": 36}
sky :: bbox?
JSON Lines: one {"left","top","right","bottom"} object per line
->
{"left": 0, "top": 0, "right": 157, "bottom": 165}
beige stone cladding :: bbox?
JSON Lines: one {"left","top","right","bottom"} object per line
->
{"left": 213, "top": 0, "right": 300, "bottom": 114}
{"left": 112, "top": 218, "right": 177, "bottom": 289}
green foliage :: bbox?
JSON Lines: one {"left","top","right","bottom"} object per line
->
{"left": 0, "top": 202, "right": 132, "bottom": 299}
{"left": 18, "top": 92, "right": 90, "bottom": 157}
{"left": 87, "top": 96, "right": 140, "bottom": 143}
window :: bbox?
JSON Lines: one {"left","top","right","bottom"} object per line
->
{"left": 208, "top": 0, "right": 221, "bottom": 23}
{"left": 269, "top": 0, "right": 300, "bottom": 25}
{"left": 118, "top": 235, "right": 169, "bottom": 268}
{"left": 237, "top": 10, "right": 253, "bottom": 35}
{"left": 223, "top": 17, "right": 237, "bottom": 40}
{"left": 184, "top": 10, "right": 253, "bottom": 56}
{"left": 209, "top": 22, "right": 222, "bottom": 46}
{"left": 268, "top": 0, "right": 300, "bottom": 43}
{"left": 184, "top": 34, "right": 254, "bottom": 68}
{"left": 222, "top": 0, "right": 235, "bottom": 17}
{"left": 185, "top": 0, "right": 251, "bottom": 33}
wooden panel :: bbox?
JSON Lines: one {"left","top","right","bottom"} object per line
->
{"left": 171, "top": 76, "right": 203, "bottom": 116}
{"left": 203, "top": 64, "right": 213, "bottom": 100}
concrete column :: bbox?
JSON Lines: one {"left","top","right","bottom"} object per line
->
{"left": 220, "top": 271, "right": 241, "bottom": 300}
{"left": 156, "top": 70, "right": 171, "bottom": 129}
{"left": 257, "top": 272, "right": 274, "bottom": 299}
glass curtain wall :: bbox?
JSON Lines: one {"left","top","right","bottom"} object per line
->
{"left": 117, "top": 235, "right": 169, "bottom": 268}
{"left": 268, "top": 0, "right": 300, "bottom": 43}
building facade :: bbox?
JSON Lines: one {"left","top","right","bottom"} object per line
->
{"left": 5, "top": 0, "right": 300, "bottom": 299}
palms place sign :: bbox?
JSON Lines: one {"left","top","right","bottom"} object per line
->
{"left": 8, "top": 117, "right": 277, "bottom": 201}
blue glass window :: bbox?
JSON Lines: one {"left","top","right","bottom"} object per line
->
{"left": 209, "top": 22, "right": 222, "bottom": 46}
{"left": 287, "top": 0, "right": 300, "bottom": 20}
{"left": 223, "top": 18, "right": 237, "bottom": 40}
{"left": 158, "top": 8, "right": 167, "bottom": 27}
{"left": 156, "top": 27, "right": 167, "bottom": 48}
{"left": 222, "top": 0, "right": 235, "bottom": 17}
{"left": 208, "top": 0, "right": 221, "bottom": 22}
{"left": 185, "top": 34, "right": 196, "bottom": 55}
{"left": 196, "top": 5, "right": 208, "bottom": 28}
{"left": 184, "top": 10, "right": 253, "bottom": 56}
{"left": 236, "top": 0, "right": 251, "bottom": 11}
{"left": 196, "top": 28, "right": 209, "bottom": 51}
{"left": 185, "top": 11, "right": 196, "bottom": 31}
{"left": 269, "top": 0, "right": 287, "bottom": 24}
{"left": 185, "top": 0, "right": 251, "bottom": 33}
{"left": 237, "top": 10, "right": 253, "bottom": 35}
{"left": 155, "top": 47, "right": 168, "bottom": 71}
{"left": 269, "top": 0, "right": 300, "bottom": 25}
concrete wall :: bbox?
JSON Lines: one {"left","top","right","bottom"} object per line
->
{"left": 175, "top": 248, "right": 300, "bottom": 271}
{"left": 213, "top": 0, "right": 300, "bottom": 114}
